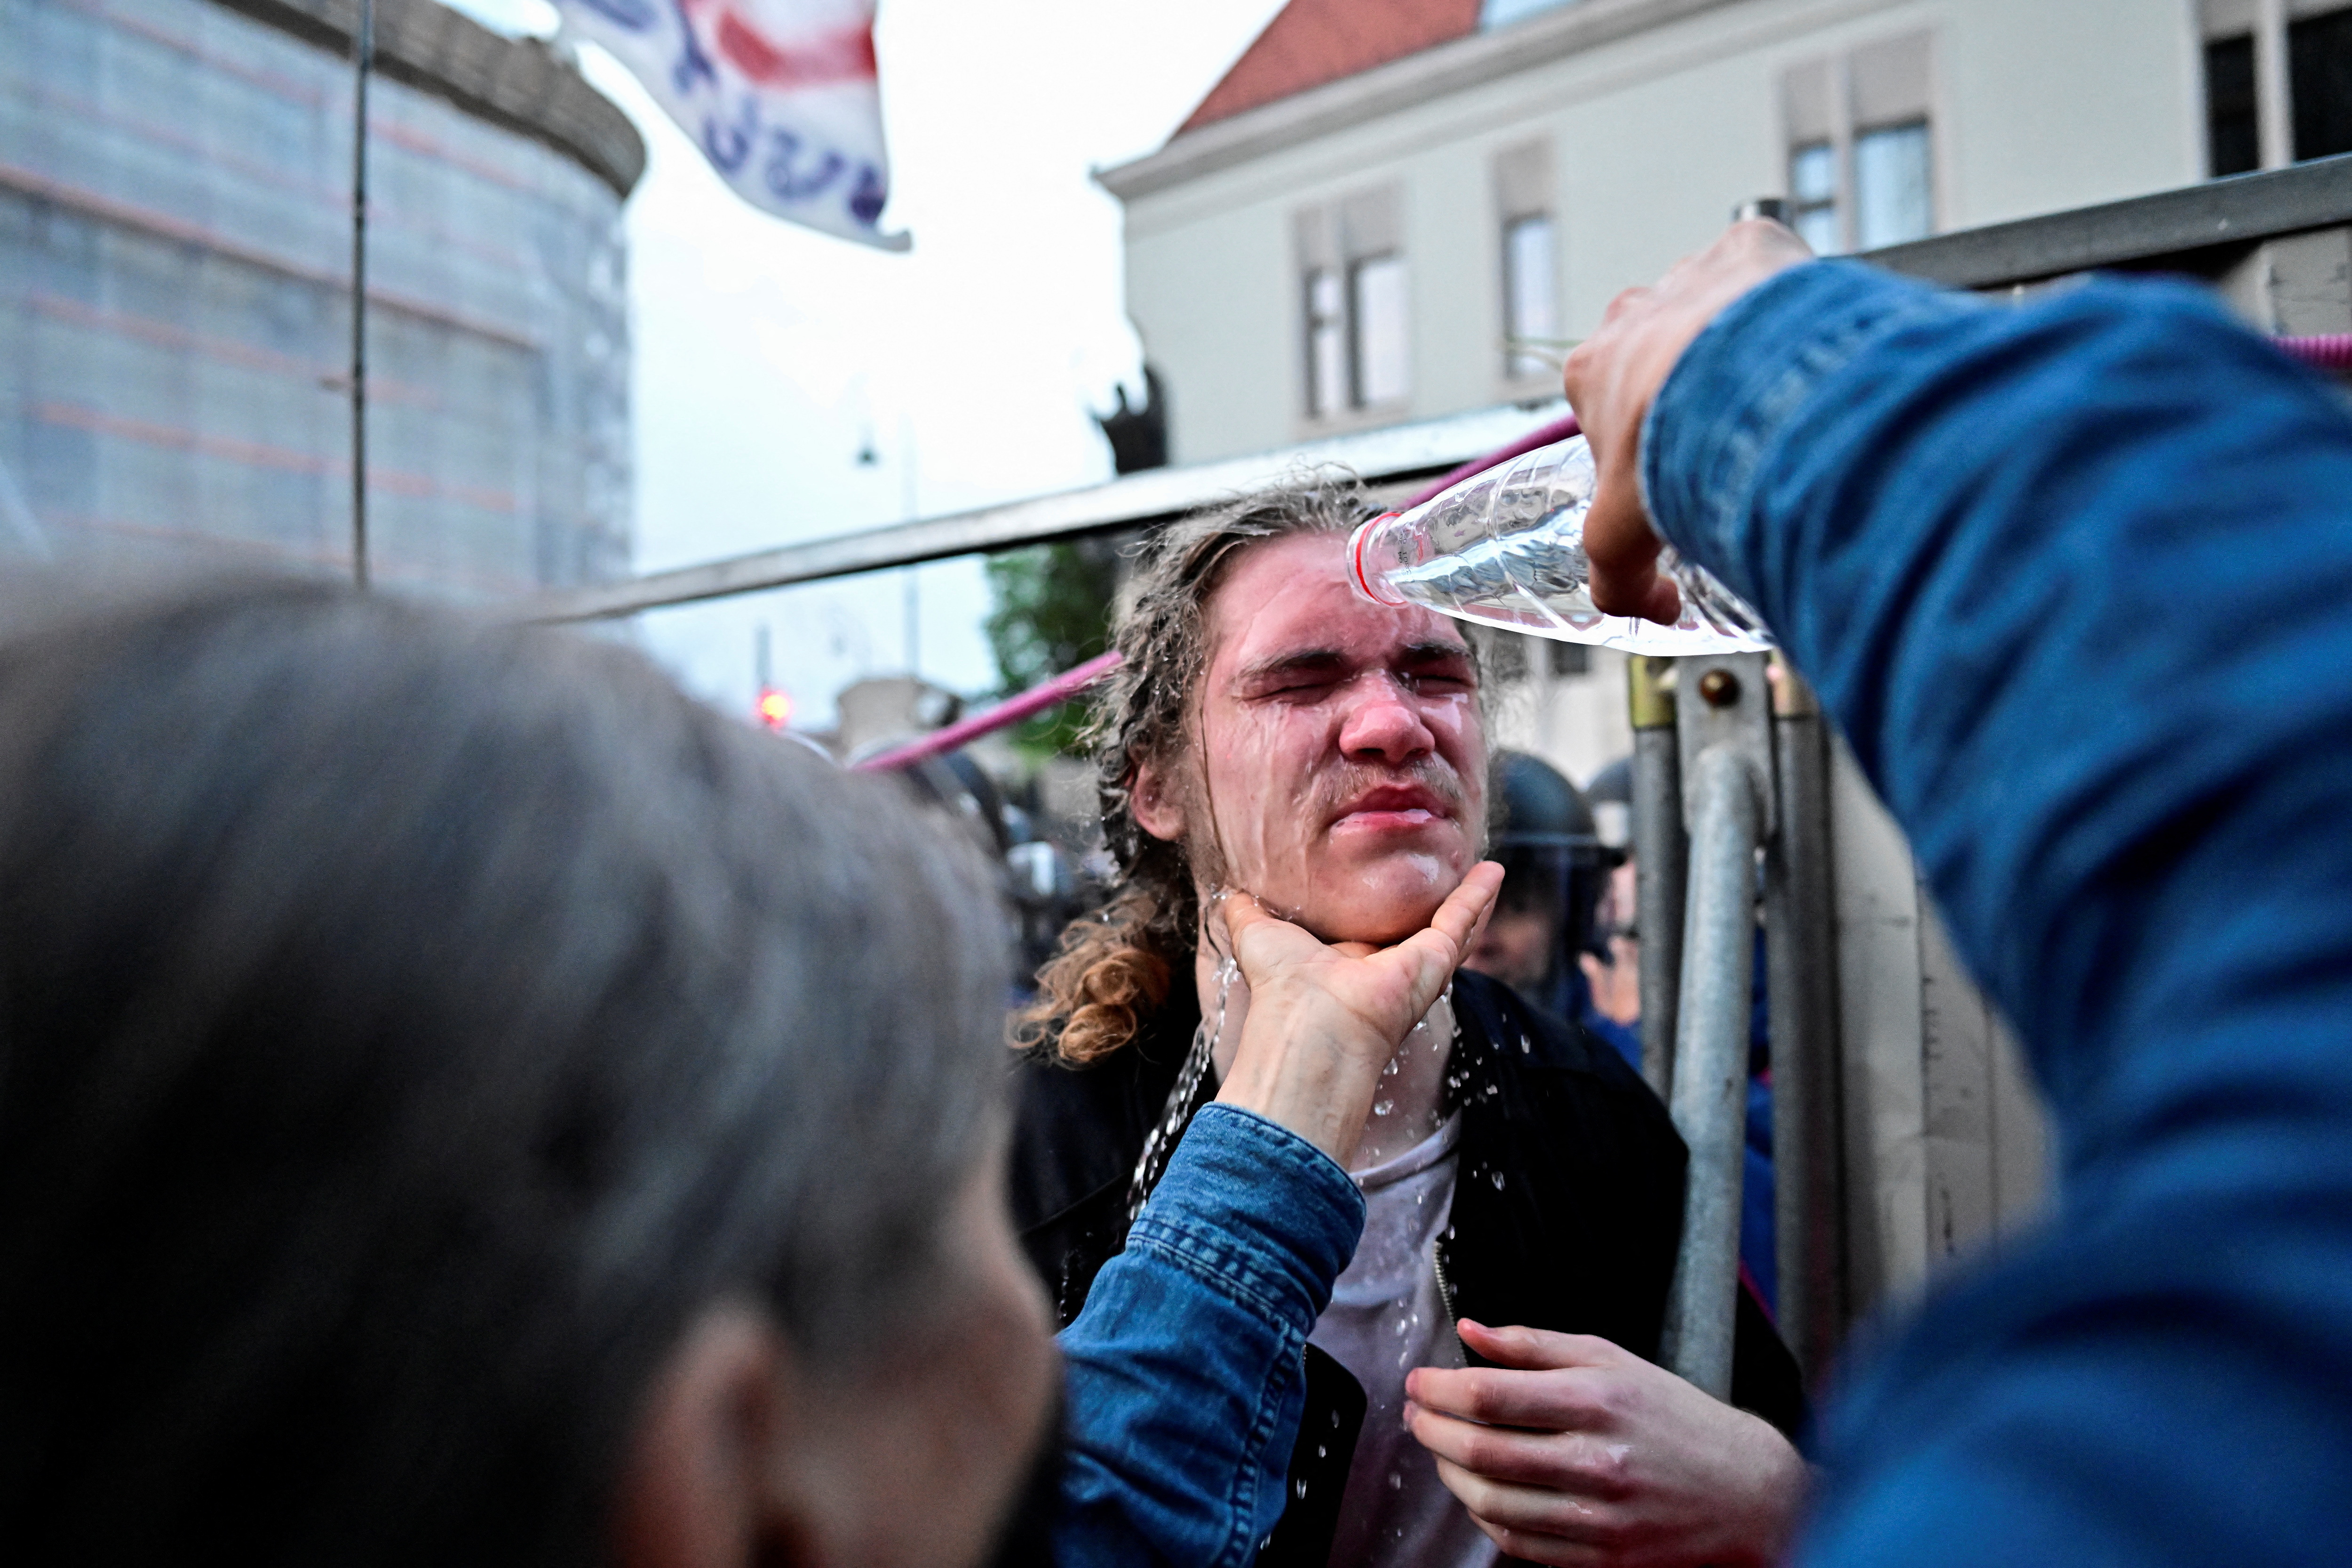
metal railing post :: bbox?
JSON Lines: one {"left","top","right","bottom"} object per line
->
{"left": 1628, "top": 655, "right": 1685, "bottom": 1098}
{"left": 1661, "top": 746, "right": 1763, "bottom": 1397}
{"left": 1764, "top": 657, "right": 1847, "bottom": 1381}
{"left": 1660, "top": 651, "right": 1774, "bottom": 1400}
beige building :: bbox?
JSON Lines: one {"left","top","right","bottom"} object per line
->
{"left": 1100, "top": 0, "right": 2352, "bottom": 783}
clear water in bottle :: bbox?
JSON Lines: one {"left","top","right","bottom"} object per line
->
{"left": 1348, "top": 434, "right": 1772, "bottom": 653}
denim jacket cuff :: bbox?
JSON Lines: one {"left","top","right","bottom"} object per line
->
{"left": 1638, "top": 260, "right": 1972, "bottom": 609}
{"left": 1128, "top": 1104, "right": 1368, "bottom": 1335}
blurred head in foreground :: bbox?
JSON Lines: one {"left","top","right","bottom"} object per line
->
{"left": 0, "top": 578, "right": 1055, "bottom": 1568}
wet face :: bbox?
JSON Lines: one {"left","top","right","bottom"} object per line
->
{"left": 1132, "top": 531, "right": 1486, "bottom": 946}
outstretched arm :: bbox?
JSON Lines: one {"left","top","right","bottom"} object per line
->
{"left": 1568, "top": 229, "right": 2352, "bottom": 1565}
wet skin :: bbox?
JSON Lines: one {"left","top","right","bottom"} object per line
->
{"left": 1129, "top": 530, "right": 1488, "bottom": 1166}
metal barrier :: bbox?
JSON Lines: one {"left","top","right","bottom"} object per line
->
{"left": 1642, "top": 645, "right": 1850, "bottom": 1392}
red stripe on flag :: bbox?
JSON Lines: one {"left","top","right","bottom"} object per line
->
{"left": 713, "top": 14, "right": 877, "bottom": 88}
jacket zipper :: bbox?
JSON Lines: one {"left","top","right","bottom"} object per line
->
{"left": 1431, "top": 1240, "right": 1460, "bottom": 1327}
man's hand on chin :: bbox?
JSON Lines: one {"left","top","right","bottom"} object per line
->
{"left": 1212, "top": 861, "right": 1502, "bottom": 1169}
{"left": 1405, "top": 1321, "right": 1807, "bottom": 1568}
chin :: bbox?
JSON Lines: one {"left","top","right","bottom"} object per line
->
{"left": 1300, "top": 856, "right": 1466, "bottom": 946}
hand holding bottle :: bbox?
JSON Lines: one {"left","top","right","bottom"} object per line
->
{"left": 1564, "top": 220, "right": 1813, "bottom": 625}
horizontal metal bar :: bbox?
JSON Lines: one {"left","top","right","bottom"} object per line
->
{"left": 1865, "top": 151, "right": 2352, "bottom": 290}
{"left": 519, "top": 399, "right": 1566, "bottom": 622}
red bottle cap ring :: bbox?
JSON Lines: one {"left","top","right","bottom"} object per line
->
{"left": 1350, "top": 514, "right": 1409, "bottom": 607}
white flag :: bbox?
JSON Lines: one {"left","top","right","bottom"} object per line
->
{"left": 557, "top": 0, "right": 908, "bottom": 251}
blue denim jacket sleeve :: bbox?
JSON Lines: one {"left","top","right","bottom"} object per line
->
{"left": 1644, "top": 261, "right": 2352, "bottom": 1567}
{"left": 1053, "top": 1103, "right": 1366, "bottom": 1568}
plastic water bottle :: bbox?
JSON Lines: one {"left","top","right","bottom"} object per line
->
{"left": 1347, "top": 435, "right": 1773, "bottom": 653}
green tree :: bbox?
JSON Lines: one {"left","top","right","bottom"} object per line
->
{"left": 984, "top": 539, "right": 1118, "bottom": 760}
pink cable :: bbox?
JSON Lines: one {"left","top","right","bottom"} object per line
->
{"left": 850, "top": 650, "right": 1124, "bottom": 773}
{"left": 2281, "top": 334, "right": 2352, "bottom": 372}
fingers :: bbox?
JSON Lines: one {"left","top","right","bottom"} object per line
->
{"left": 1405, "top": 1363, "right": 1612, "bottom": 1430}
{"left": 1217, "top": 890, "right": 1319, "bottom": 982}
{"left": 1405, "top": 1403, "right": 1633, "bottom": 1497}
{"left": 1457, "top": 1320, "right": 1634, "bottom": 1373}
{"left": 1436, "top": 1460, "right": 1622, "bottom": 1564}
{"left": 1581, "top": 468, "right": 1679, "bottom": 623}
{"left": 1426, "top": 860, "right": 1503, "bottom": 955}
{"left": 1379, "top": 860, "right": 1504, "bottom": 1022}
{"left": 1215, "top": 888, "right": 1280, "bottom": 947}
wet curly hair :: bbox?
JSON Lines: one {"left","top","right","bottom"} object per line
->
{"left": 1009, "top": 474, "right": 1375, "bottom": 1065}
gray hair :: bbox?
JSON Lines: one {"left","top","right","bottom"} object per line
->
{"left": 0, "top": 576, "right": 1008, "bottom": 1567}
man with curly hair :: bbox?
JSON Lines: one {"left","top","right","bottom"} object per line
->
{"left": 1006, "top": 478, "right": 1810, "bottom": 1568}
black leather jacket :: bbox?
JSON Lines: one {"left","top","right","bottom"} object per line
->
{"left": 1008, "top": 968, "right": 1806, "bottom": 1566}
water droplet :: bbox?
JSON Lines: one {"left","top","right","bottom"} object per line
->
{"left": 1383, "top": 1055, "right": 1401, "bottom": 1077}
{"left": 1295, "top": 1478, "right": 1308, "bottom": 1498}
{"left": 1491, "top": 1170, "right": 1506, "bottom": 1189}
{"left": 1387, "top": 1472, "right": 1403, "bottom": 1491}
{"left": 1317, "top": 1445, "right": 1327, "bottom": 1458}
{"left": 1520, "top": 1034, "right": 1533, "bottom": 1054}
{"left": 1373, "top": 1098, "right": 1393, "bottom": 1116}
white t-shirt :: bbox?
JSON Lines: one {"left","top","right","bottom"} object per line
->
{"left": 1306, "top": 1113, "right": 1499, "bottom": 1568}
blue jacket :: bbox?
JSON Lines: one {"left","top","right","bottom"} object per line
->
{"left": 1644, "top": 261, "right": 2352, "bottom": 1566}
{"left": 1041, "top": 975, "right": 1804, "bottom": 1568}
{"left": 1054, "top": 1103, "right": 1363, "bottom": 1567}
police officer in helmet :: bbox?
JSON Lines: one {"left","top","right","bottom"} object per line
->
{"left": 1465, "top": 750, "right": 1640, "bottom": 1071}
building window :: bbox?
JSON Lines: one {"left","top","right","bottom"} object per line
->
{"left": 2291, "top": 6, "right": 2352, "bottom": 161}
{"left": 1853, "top": 120, "right": 1932, "bottom": 248}
{"left": 1296, "top": 188, "right": 1409, "bottom": 420}
{"left": 2201, "top": 2, "right": 2352, "bottom": 173}
{"left": 1502, "top": 214, "right": 1557, "bottom": 378}
{"left": 1349, "top": 255, "right": 1412, "bottom": 406}
{"left": 1788, "top": 139, "right": 1839, "bottom": 254}
{"left": 1305, "top": 269, "right": 1347, "bottom": 418}
{"left": 1493, "top": 141, "right": 1557, "bottom": 383}
{"left": 2207, "top": 33, "right": 2261, "bottom": 175}
{"left": 1783, "top": 32, "right": 1934, "bottom": 254}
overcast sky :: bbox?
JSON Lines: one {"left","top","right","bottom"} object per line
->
{"left": 453, "top": 0, "right": 1287, "bottom": 728}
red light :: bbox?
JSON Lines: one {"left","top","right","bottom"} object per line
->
{"left": 755, "top": 687, "right": 793, "bottom": 731}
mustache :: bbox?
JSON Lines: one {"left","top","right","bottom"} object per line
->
{"left": 1314, "top": 758, "right": 1470, "bottom": 820}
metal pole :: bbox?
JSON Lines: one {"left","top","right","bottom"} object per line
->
{"left": 1660, "top": 744, "right": 1761, "bottom": 1400}
{"left": 1629, "top": 656, "right": 1685, "bottom": 1097}
{"left": 350, "top": 0, "right": 372, "bottom": 589}
{"left": 2257, "top": 0, "right": 2291, "bottom": 172}
{"left": 1764, "top": 658, "right": 1845, "bottom": 1382}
